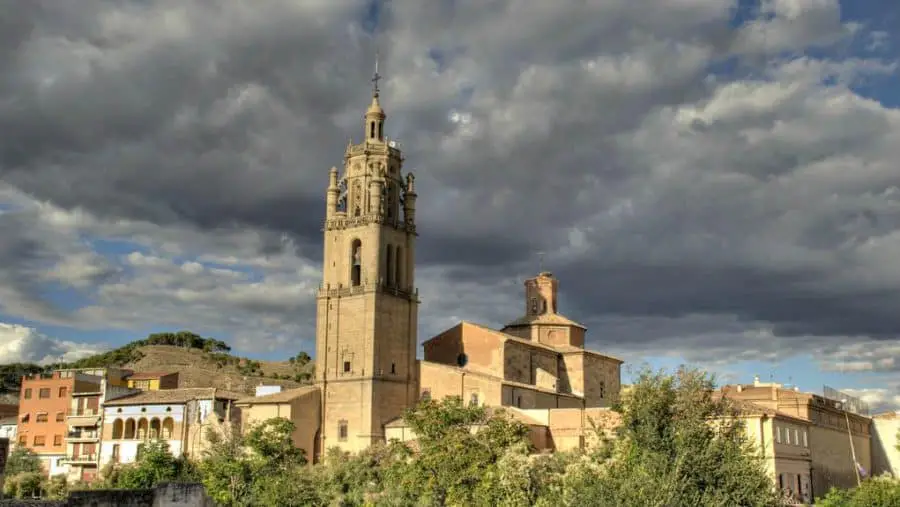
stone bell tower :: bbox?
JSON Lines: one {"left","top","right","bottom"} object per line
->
{"left": 314, "top": 63, "right": 419, "bottom": 453}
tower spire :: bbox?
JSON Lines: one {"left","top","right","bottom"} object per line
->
{"left": 365, "top": 51, "right": 386, "bottom": 142}
{"left": 372, "top": 50, "right": 382, "bottom": 98}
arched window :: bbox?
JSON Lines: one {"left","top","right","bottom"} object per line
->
{"left": 137, "top": 418, "right": 149, "bottom": 440}
{"left": 124, "top": 418, "right": 136, "bottom": 439}
{"left": 385, "top": 245, "right": 394, "bottom": 286}
{"left": 149, "top": 418, "right": 161, "bottom": 439}
{"left": 541, "top": 299, "right": 547, "bottom": 314}
{"left": 112, "top": 419, "right": 124, "bottom": 440}
{"left": 395, "top": 247, "right": 403, "bottom": 289}
{"left": 162, "top": 418, "right": 174, "bottom": 439}
{"left": 350, "top": 240, "right": 362, "bottom": 286}
{"left": 530, "top": 298, "right": 538, "bottom": 315}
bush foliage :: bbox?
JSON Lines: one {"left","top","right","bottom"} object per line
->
{"left": 20, "top": 367, "right": 896, "bottom": 506}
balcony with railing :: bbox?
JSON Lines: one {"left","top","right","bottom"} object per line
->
{"left": 66, "top": 430, "right": 99, "bottom": 442}
{"left": 60, "top": 454, "right": 98, "bottom": 464}
{"left": 67, "top": 407, "right": 101, "bottom": 426}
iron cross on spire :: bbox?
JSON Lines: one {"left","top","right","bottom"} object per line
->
{"left": 372, "top": 51, "right": 382, "bottom": 97}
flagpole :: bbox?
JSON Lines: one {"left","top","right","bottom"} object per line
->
{"left": 841, "top": 398, "right": 861, "bottom": 486}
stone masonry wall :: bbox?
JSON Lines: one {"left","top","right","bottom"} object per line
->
{"left": 0, "top": 483, "right": 213, "bottom": 507}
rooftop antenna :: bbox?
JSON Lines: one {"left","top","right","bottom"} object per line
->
{"left": 372, "top": 50, "right": 382, "bottom": 97}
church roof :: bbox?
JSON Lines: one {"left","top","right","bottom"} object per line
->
{"left": 503, "top": 312, "right": 586, "bottom": 330}
{"left": 454, "top": 321, "right": 562, "bottom": 354}
{"left": 234, "top": 386, "right": 319, "bottom": 405}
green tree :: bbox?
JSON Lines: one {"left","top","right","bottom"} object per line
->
{"left": 563, "top": 367, "right": 784, "bottom": 507}
{"left": 198, "top": 418, "right": 310, "bottom": 506}
{"left": 382, "top": 397, "right": 532, "bottom": 506}
{"left": 44, "top": 474, "right": 68, "bottom": 500}
{"left": 3, "top": 471, "right": 44, "bottom": 499}
{"left": 817, "top": 475, "right": 900, "bottom": 507}
{"left": 114, "top": 440, "right": 195, "bottom": 489}
{"left": 243, "top": 417, "right": 306, "bottom": 470}
{"left": 198, "top": 426, "right": 255, "bottom": 506}
{"left": 4, "top": 447, "right": 42, "bottom": 475}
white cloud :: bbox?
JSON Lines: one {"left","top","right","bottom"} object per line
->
{"left": 0, "top": 323, "right": 104, "bottom": 365}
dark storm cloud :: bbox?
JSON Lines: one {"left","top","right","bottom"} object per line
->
{"left": 0, "top": 0, "right": 372, "bottom": 249}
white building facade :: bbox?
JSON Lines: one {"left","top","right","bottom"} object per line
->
{"left": 98, "top": 388, "right": 241, "bottom": 467}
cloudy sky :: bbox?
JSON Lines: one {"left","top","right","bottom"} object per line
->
{"left": 0, "top": 0, "right": 899, "bottom": 412}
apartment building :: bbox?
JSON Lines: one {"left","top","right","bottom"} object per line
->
{"left": 727, "top": 399, "right": 813, "bottom": 504}
{"left": 99, "top": 388, "right": 242, "bottom": 466}
{"left": 60, "top": 369, "right": 138, "bottom": 482}
{"left": 722, "top": 378, "right": 873, "bottom": 499}
{"left": 16, "top": 371, "right": 101, "bottom": 475}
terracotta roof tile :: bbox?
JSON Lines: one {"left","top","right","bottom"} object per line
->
{"left": 503, "top": 312, "right": 586, "bottom": 329}
{"left": 235, "top": 386, "right": 319, "bottom": 405}
{"left": 104, "top": 388, "right": 244, "bottom": 406}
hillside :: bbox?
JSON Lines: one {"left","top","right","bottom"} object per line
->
{"left": 120, "top": 345, "right": 311, "bottom": 394}
{"left": 0, "top": 331, "right": 314, "bottom": 398}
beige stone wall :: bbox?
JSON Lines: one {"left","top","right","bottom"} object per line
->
{"left": 502, "top": 386, "right": 545, "bottom": 409}
{"left": 288, "top": 391, "right": 321, "bottom": 463}
{"left": 581, "top": 353, "right": 621, "bottom": 408}
{"left": 872, "top": 415, "right": 899, "bottom": 477}
{"left": 419, "top": 361, "right": 503, "bottom": 406}
{"left": 423, "top": 323, "right": 505, "bottom": 377}
{"left": 541, "top": 407, "right": 621, "bottom": 452}
{"left": 502, "top": 340, "right": 560, "bottom": 391}
{"left": 808, "top": 424, "right": 871, "bottom": 498}
{"left": 560, "top": 353, "right": 583, "bottom": 397}
{"left": 532, "top": 325, "right": 584, "bottom": 348}
{"left": 321, "top": 378, "right": 372, "bottom": 453}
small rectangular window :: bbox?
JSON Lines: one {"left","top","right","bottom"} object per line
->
{"left": 802, "top": 430, "right": 808, "bottom": 448}
{"left": 58, "top": 386, "right": 68, "bottom": 397}
{"left": 39, "top": 388, "right": 51, "bottom": 399}
{"left": 785, "top": 428, "right": 792, "bottom": 445}
{"left": 343, "top": 361, "right": 351, "bottom": 373}
{"left": 775, "top": 427, "right": 782, "bottom": 444}
{"left": 469, "top": 393, "right": 479, "bottom": 406}
{"left": 36, "top": 413, "right": 48, "bottom": 423}
{"left": 793, "top": 428, "right": 799, "bottom": 446}
{"left": 18, "top": 435, "right": 26, "bottom": 445}
{"left": 33, "top": 435, "right": 46, "bottom": 447}
{"left": 56, "top": 412, "right": 65, "bottom": 422}
{"left": 53, "top": 435, "right": 63, "bottom": 446}
{"left": 338, "top": 420, "right": 348, "bottom": 441}
{"left": 23, "top": 388, "right": 32, "bottom": 399}
{"left": 391, "top": 363, "right": 396, "bottom": 374}
{"left": 421, "top": 389, "right": 431, "bottom": 401}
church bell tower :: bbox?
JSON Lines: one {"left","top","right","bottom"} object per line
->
{"left": 315, "top": 63, "right": 419, "bottom": 453}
